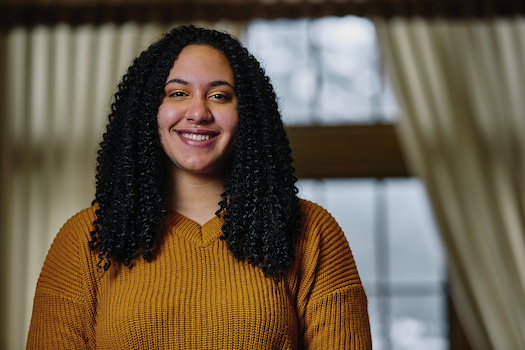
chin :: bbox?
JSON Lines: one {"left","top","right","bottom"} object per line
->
{"left": 177, "top": 163, "right": 224, "bottom": 177}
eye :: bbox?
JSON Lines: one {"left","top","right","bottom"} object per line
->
{"left": 209, "top": 93, "right": 229, "bottom": 101}
{"left": 169, "top": 91, "right": 188, "bottom": 98}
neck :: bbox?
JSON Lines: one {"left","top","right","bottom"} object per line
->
{"left": 166, "top": 166, "right": 225, "bottom": 226}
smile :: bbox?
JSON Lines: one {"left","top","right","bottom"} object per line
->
{"left": 179, "top": 132, "right": 217, "bottom": 141}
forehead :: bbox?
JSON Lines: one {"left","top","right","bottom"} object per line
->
{"left": 167, "top": 44, "right": 234, "bottom": 83}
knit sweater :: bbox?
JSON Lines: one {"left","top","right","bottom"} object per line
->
{"left": 27, "top": 199, "right": 371, "bottom": 349}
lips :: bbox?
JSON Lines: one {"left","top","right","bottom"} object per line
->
{"left": 179, "top": 132, "right": 217, "bottom": 141}
{"left": 175, "top": 130, "right": 219, "bottom": 144}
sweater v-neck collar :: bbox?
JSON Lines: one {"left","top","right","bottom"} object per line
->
{"left": 164, "top": 210, "right": 224, "bottom": 247}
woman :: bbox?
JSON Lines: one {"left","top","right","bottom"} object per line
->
{"left": 27, "top": 25, "right": 372, "bottom": 349}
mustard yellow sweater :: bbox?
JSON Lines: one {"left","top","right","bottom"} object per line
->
{"left": 27, "top": 199, "right": 371, "bottom": 349}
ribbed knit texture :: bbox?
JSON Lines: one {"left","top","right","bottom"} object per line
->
{"left": 27, "top": 199, "right": 372, "bottom": 349}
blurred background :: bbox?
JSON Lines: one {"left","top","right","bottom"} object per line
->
{"left": 1, "top": 1, "right": 524, "bottom": 349}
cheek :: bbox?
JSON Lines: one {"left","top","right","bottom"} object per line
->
{"left": 156, "top": 106, "right": 172, "bottom": 148}
{"left": 228, "top": 116, "right": 239, "bottom": 146}
{"left": 230, "top": 118, "right": 239, "bottom": 134}
{"left": 225, "top": 110, "right": 239, "bottom": 133}
{"left": 157, "top": 105, "right": 171, "bottom": 129}
{"left": 157, "top": 101, "right": 185, "bottom": 128}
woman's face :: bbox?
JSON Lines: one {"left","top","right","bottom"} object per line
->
{"left": 157, "top": 44, "right": 239, "bottom": 178}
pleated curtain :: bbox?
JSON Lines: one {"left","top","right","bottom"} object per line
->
{"left": 376, "top": 16, "right": 525, "bottom": 350}
{"left": 0, "top": 21, "right": 240, "bottom": 349}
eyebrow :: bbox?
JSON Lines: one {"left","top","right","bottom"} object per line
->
{"left": 165, "top": 78, "right": 235, "bottom": 90}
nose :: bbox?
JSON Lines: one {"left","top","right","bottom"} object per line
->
{"left": 186, "top": 96, "right": 212, "bottom": 124}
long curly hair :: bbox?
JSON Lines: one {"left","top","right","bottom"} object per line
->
{"left": 90, "top": 25, "right": 301, "bottom": 280}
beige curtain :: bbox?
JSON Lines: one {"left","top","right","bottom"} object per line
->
{"left": 0, "top": 21, "right": 241, "bottom": 350}
{"left": 376, "top": 16, "right": 525, "bottom": 350}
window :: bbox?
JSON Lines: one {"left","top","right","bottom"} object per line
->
{"left": 242, "top": 17, "right": 448, "bottom": 350}
{"left": 299, "top": 179, "right": 447, "bottom": 349}
{"left": 243, "top": 16, "right": 397, "bottom": 125}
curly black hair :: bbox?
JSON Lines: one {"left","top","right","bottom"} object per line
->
{"left": 90, "top": 25, "right": 301, "bottom": 280}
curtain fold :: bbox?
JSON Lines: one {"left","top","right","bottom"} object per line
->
{"left": 376, "top": 16, "right": 525, "bottom": 350}
{"left": 0, "top": 21, "right": 241, "bottom": 349}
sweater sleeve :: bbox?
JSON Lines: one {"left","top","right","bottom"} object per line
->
{"left": 295, "top": 201, "right": 372, "bottom": 350}
{"left": 26, "top": 208, "right": 98, "bottom": 349}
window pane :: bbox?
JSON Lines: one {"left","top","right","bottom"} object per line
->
{"left": 298, "top": 179, "right": 377, "bottom": 287}
{"left": 368, "top": 295, "right": 384, "bottom": 350}
{"left": 242, "top": 17, "right": 399, "bottom": 125}
{"left": 385, "top": 179, "right": 446, "bottom": 284}
{"left": 297, "top": 178, "right": 447, "bottom": 350}
{"left": 243, "top": 19, "right": 311, "bottom": 125}
{"left": 391, "top": 295, "right": 448, "bottom": 350}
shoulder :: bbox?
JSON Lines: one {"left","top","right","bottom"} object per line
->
{"left": 43, "top": 206, "right": 98, "bottom": 272}
{"left": 296, "top": 198, "right": 361, "bottom": 284}
{"left": 291, "top": 199, "right": 362, "bottom": 304}
{"left": 47, "top": 204, "right": 98, "bottom": 257}
{"left": 36, "top": 206, "right": 99, "bottom": 298}
{"left": 63, "top": 206, "right": 98, "bottom": 230}
{"left": 55, "top": 206, "right": 98, "bottom": 245}
{"left": 298, "top": 198, "right": 341, "bottom": 238}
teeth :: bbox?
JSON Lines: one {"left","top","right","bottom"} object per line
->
{"left": 180, "top": 133, "right": 212, "bottom": 141}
